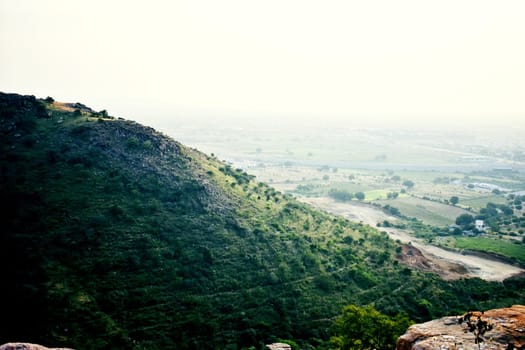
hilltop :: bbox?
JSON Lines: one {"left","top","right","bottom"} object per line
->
{"left": 1, "top": 93, "right": 524, "bottom": 349}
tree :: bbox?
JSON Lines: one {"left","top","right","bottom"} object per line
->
{"left": 500, "top": 205, "right": 514, "bottom": 216}
{"left": 459, "top": 312, "right": 493, "bottom": 350}
{"left": 387, "top": 192, "right": 399, "bottom": 199}
{"left": 383, "top": 204, "right": 400, "bottom": 216}
{"left": 329, "top": 189, "right": 354, "bottom": 202}
{"left": 330, "top": 304, "right": 412, "bottom": 350}
{"left": 355, "top": 192, "right": 365, "bottom": 201}
{"left": 450, "top": 196, "right": 459, "bottom": 206}
{"left": 456, "top": 213, "right": 474, "bottom": 227}
{"left": 402, "top": 180, "right": 414, "bottom": 188}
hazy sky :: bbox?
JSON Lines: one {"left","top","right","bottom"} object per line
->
{"left": 1, "top": 1, "right": 524, "bottom": 127}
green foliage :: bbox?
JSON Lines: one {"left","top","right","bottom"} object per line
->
{"left": 387, "top": 191, "right": 399, "bottom": 199}
{"left": 383, "top": 204, "right": 401, "bottom": 216}
{"left": 355, "top": 191, "right": 365, "bottom": 201}
{"left": 329, "top": 189, "right": 354, "bottom": 202}
{"left": 219, "top": 164, "right": 255, "bottom": 185}
{"left": 456, "top": 213, "right": 474, "bottom": 227}
{"left": 277, "top": 339, "right": 299, "bottom": 350}
{"left": 143, "top": 139, "right": 153, "bottom": 149}
{"left": 127, "top": 136, "right": 140, "bottom": 148}
{"left": 475, "top": 201, "right": 518, "bottom": 233}
{"left": 329, "top": 304, "right": 412, "bottom": 350}
{"left": 402, "top": 180, "right": 414, "bottom": 188}
{"left": 1, "top": 93, "right": 525, "bottom": 349}
{"left": 453, "top": 237, "right": 525, "bottom": 264}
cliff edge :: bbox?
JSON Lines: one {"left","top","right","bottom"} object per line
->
{"left": 397, "top": 305, "right": 525, "bottom": 350}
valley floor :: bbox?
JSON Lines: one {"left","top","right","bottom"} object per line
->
{"left": 301, "top": 197, "right": 524, "bottom": 281}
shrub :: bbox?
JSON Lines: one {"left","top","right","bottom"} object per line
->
{"left": 127, "top": 137, "right": 139, "bottom": 148}
{"left": 143, "top": 140, "right": 153, "bottom": 150}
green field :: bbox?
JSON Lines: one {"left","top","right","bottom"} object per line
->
{"left": 460, "top": 195, "right": 507, "bottom": 211}
{"left": 375, "top": 196, "right": 471, "bottom": 226}
{"left": 454, "top": 236, "right": 525, "bottom": 265}
{"left": 252, "top": 165, "right": 523, "bottom": 229}
{"left": 365, "top": 189, "right": 392, "bottom": 200}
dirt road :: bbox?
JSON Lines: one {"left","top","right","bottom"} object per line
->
{"left": 301, "top": 197, "right": 524, "bottom": 281}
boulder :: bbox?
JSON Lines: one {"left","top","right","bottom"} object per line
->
{"left": 397, "top": 305, "right": 525, "bottom": 350}
{"left": 266, "top": 343, "right": 292, "bottom": 350}
{"left": 0, "top": 343, "right": 73, "bottom": 350}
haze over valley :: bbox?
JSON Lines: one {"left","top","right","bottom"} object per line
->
{"left": 1, "top": 1, "right": 525, "bottom": 349}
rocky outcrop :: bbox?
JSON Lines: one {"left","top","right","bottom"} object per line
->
{"left": 266, "top": 343, "right": 292, "bottom": 350}
{"left": 0, "top": 92, "right": 49, "bottom": 121}
{"left": 0, "top": 344, "right": 73, "bottom": 350}
{"left": 397, "top": 305, "right": 525, "bottom": 350}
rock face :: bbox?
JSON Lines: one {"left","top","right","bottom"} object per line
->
{"left": 0, "top": 344, "right": 73, "bottom": 350}
{"left": 266, "top": 343, "right": 292, "bottom": 350}
{"left": 397, "top": 305, "right": 525, "bottom": 350}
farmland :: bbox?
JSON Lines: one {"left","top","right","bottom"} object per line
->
{"left": 166, "top": 118, "right": 525, "bottom": 267}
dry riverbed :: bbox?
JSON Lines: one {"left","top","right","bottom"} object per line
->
{"left": 301, "top": 197, "right": 524, "bottom": 281}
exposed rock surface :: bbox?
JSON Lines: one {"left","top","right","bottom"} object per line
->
{"left": 397, "top": 305, "right": 525, "bottom": 350}
{"left": 266, "top": 343, "right": 292, "bottom": 350}
{"left": 0, "top": 343, "right": 73, "bottom": 350}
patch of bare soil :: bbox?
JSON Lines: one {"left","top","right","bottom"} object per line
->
{"left": 398, "top": 243, "right": 469, "bottom": 280}
{"left": 301, "top": 197, "right": 399, "bottom": 226}
{"left": 388, "top": 227, "right": 524, "bottom": 281}
{"left": 300, "top": 197, "right": 524, "bottom": 281}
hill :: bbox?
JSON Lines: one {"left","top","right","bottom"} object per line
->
{"left": 1, "top": 93, "right": 524, "bottom": 349}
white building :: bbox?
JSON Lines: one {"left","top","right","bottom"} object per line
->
{"left": 475, "top": 219, "right": 485, "bottom": 232}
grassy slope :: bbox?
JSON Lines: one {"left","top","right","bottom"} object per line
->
{"left": 1, "top": 93, "right": 525, "bottom": 350}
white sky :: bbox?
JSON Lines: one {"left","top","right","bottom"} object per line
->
{"left": 1, "top": 0, "right": 524, "bottom": 127}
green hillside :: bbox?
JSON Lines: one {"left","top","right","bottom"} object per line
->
{"left": 1, "top": 93, "right": 524, "bottom": 350}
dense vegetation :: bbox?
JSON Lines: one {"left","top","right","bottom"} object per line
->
{"left": 329, "top": 305, "right": 412, "bottom": 350}
{"left": 1, "top": 93, "right": 525, "bottom": 350}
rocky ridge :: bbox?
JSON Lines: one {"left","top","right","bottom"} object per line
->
{"left": 397, "top": 305, "right": 525, "bottom": 350}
